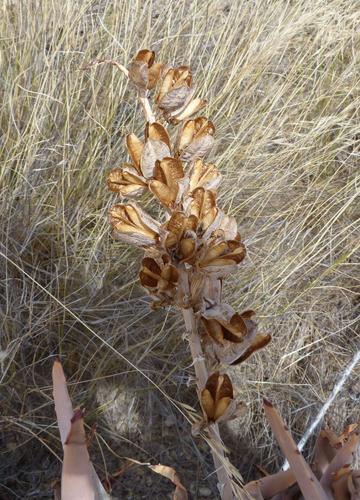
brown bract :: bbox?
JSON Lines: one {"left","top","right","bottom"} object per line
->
{"left": 128, "top": 49, "right": 164, "bottom": 94}
{"left": 149, "top": 157, "right": 185, "bottom": 207}
{"left": 157, "top": 66, "right": 206, "bottom": 123}
{"left": 109, "top": 203, "right": 160, "bottom": 247}
{"left": 201, "top": 372, "right": 234, "bottom": 423}
{"left": 177, "top": 117, "right": 215, "bottom": 162}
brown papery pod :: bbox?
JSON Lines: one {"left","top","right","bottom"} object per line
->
{"left": 201, "top": 372, "right": 234, "bottom": 423}
{"left": 109, "top": 203, "right": 160, "bottom": 247}
{"left": 165, "top": 212, "right": 198, "bottom": 246}
{"left": 201, "top": 309, "right": 270, "bottom": 366}
{"left": 201, "top": 306, "right": 255, "bottom": 344}
{"left": 199, "top": 239, "right": 246, "bottom": 275}
{"left": 188, "top": 187, "right": 218, "bottom": 233}
{"left": 128, "top": 49, "right": 164, "bottom": 93}
{"left": 177, "top": 117, "right": 215, "bottom": 162}
{"left": 189, "top": 159, "right": 221, "bottom": 192}
{"left": 157, "top": 66, "right": 194, "bottom": 115}
{"left": 145, "top": 122, "right": 172, "bottom": 149}
{"left": 107, "top": 166, "right": 147, "bottom": 197}
{"left": 125, "top": 123, "right": 171, "bottom": 180}
{"left": 164, "top": 211, "right": 198, "bottom": 262}
{"left": 149, "top": 157, "right": 185, "bottom": 207}
{"left": 140, "top": 255, "right": 179, "bottom": 297}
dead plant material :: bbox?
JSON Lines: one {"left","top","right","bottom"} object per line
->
{"left": 52, "top": 360, "right": 110, "bottom": 500}
{"left": 244, "top": 399, "right": 360, "bottom": 500}
{"left": 105, "top": 47, "right": 271, "bottom": 500}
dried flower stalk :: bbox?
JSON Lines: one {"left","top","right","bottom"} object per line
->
{"left": 99, "top": 48, "right": 271, "bottom": 499}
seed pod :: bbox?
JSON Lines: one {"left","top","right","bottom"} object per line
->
{"left": 157, "top": 66, "right": 193, "bottom": 111}
{"left": 201, "top": 372, "right": 234, "bottom": 422}
{"left": 107, "top": 166, "right": 147, "bottom": 197}
{"left": 128, "top": 49, "right": 164, "bottom": 94}
{"left": 157, "top": 66, "right": 206, "bottom": 123}
{"left": 140, "top": 255, "right": 179, "bottom": 297}
{"left": 189, "top": 159, "right": 221, "bottom": 192}
{"left": 125, "top": 122, "right": 171, "bottom": 180}
{"left": 199, "top": 239, "right": 246, "bottom": 275}
{"left": 149, "top": 157, "right": 185, "bottom": 207}
{"left": 177, "top": 117, "right": 215, "bottom": 162}
{"left": 164, "top": 211, "right": 198, "bottom": 262}
{"left": 109, "top": 203, "right": 160, "bottom": 247}
{"left": 201, "top": 305, "right": 257, "bottom": 344}
{"left": 188, "top": 188, "right": 218, "bottom": 233}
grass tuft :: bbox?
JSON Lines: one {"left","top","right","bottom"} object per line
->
{"left": 0, "top": 0, "right": 359, "bottom": 497}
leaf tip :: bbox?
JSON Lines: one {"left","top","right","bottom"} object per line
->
{"left": 263, "top": 398, "right": 273, "bottom": 408}
{"left": 71, "top": 408, "right": 85, "bottom": 423}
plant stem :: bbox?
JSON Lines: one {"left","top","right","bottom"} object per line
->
{"left": 86, "top": 59, "right": 156, "bottom": 123}
{"left": 109, "top": 61, "right": 155, "bottom": 123}
{"left": 139, "top": 95, "right": 156, "bottom": 123}
{"left": 179, "top": 268, "right": 234, "bottom": 500}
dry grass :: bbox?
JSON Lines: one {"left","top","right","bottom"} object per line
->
{"left": 0, "top": 0, "right": 359, "bottom": 498}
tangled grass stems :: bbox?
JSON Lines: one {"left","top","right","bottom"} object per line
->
{"left": 0, "top": 0, "right": 359, "bottom": 498}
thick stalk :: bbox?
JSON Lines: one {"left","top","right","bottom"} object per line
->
{"left": 110, "top": 61, "right": 232, "bottom": 496}
{"left": 179, "top": 268, "right": 234, "bottom": 500}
